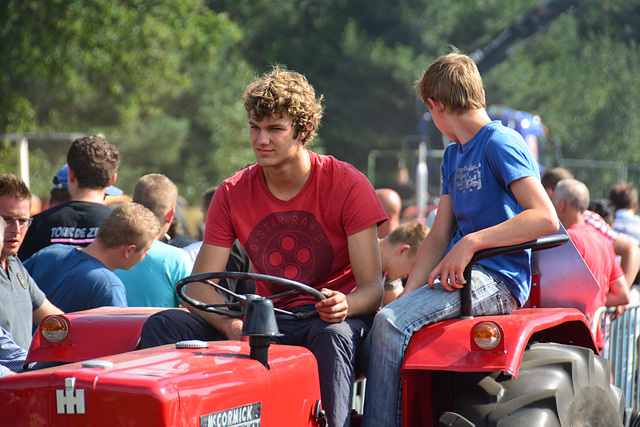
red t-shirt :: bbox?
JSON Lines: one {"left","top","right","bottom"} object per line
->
{"left": 567, "top": 223, "right": 624, "bottom": 306}
{"left": 204, "top": 151, "right": 388, "bottom": 309}
{"left": 567, "top": 222, "right": 624, "bottom": 348}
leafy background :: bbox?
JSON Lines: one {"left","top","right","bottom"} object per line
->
{"left": 2, "top": 0, "right": 639, "bottom": 214}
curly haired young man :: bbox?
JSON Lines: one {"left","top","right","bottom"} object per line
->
{"left": 142, "top": 65, "right": 387, "bottom": 427}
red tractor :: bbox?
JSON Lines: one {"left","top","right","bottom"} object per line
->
{"left": 0, "top": 231, "right": 626, "bottom": 426}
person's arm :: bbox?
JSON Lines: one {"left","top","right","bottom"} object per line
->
{"left": 427, "top": 176, "right": 559, "bottom": 291}
{"left": 613, "top": 234, "right": 640, "bottom": 286}
{"left": 382, "top": 280, "right": 403, "bottom": 306}
{"left": 315, "top": 225, "right": 383, "bottom": 322}
{"left": 606, "top": 276, "right": 631, "bottom": 308}
{"left": 0, "top": 327, "right": 27, "bottom": 377}
{"left": 402, "top": 196, "right": 457, "bottom": 296}
{"left": 33, "top": 299, "right": 63, "bottom": 327}
{"left": 185, "top": 243, "right": 243, "bottom": 340}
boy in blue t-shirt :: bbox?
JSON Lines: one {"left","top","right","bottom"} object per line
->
{"left": 362, "top": 48, "right": 559, "bottom": 426}
{"left": 24, "top": 203, "right": 160, "bottom": 313}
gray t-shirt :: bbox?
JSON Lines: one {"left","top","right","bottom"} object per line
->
{"left": 0, "top": 256, "right": 46, "bottom": 349}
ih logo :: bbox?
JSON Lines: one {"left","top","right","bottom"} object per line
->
{"left": 56, "top": 377, "right": 86, "bottom": 414}
{"left": 246, "top": 211, "right": 332, "bottom": 285}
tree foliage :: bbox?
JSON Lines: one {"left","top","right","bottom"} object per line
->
{"left": 206, "top": 0, "right": 428, "bottom": 171}
{"left": 2, "top": 0, "right": 640, "bottom": 201}
{"left": 1, "top": 0, "right": 254, "bottom": 201}
{"left": 204, "top": 0, "right": 558, "bottom": 173}
{"left": 470, "top": 0, "right": 640, "bottom": 195}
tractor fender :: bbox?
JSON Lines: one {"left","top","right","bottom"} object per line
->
{"left": 26, "top": 307, "right": 175, "bottom": 365}
{"left": 401, "top": 307, "right": 596, "bottom": 379}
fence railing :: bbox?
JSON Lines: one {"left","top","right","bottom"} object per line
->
{"left": 595, "top": 303, "right": 640, "bottom": 414}
{"left": 560, "top": 158, "right": 640, "bottom": 200}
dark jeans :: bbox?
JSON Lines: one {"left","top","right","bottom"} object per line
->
{"left": 141, "top": 306, "right": 372, "bottom": 427}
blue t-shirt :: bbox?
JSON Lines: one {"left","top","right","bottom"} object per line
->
{"left": 441, "top": 120, "right": 540, "bottom": 305}
{"left": 115, "top": 240, "right": 193, "bottom": 307}
{"left": 23, "top": 244, "right": 127, "bottom": 313}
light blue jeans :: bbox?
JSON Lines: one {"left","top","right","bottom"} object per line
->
{"left": 361, "top": 265, "right": 518, "bottom": 427}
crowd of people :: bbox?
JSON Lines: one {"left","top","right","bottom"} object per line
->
{"left": 1, "top": 49, "right": 639, "bottom": 427}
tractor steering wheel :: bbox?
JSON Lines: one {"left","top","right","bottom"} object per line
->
{"left": 176, "top": 271, "right": 326, "bottom": 320}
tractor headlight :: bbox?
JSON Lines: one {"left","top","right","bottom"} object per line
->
{"left": 473, "top": 321, "right": 501, "bottom": 350}
{"left": 41, "top": 316, "right": 69, "bottom": 343}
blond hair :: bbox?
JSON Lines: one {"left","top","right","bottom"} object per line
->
{"left": 385, "top": 221, "right": 430, "bottom": 256}
{"left": 97, "top": 202, "right": 161, "bottom": 250}
{"left": 132, "top": 173, "right": 178, "bottom": 224}
{"left": 415, "top": 47, "right": 485, "bottom": 115}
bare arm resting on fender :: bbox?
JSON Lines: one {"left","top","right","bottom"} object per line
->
{"left": 403, "top": 176, "right": 559, "bottom": 296}
{"left": 401, "top": 195, "right": 456, "bottom": 296}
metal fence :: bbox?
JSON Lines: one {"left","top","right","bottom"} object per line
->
{"left": 595, "top": 302, "right": 640, "bottom": 416}
{"left": 561, "top": 159, "right": 640, "bottom": 200}
{"left": 352, "top": 378, "right": 366, "bottom": 414}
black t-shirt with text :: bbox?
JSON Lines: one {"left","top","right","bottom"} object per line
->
{"left": 18, "top": 201, "right": 112, "bottom": 261}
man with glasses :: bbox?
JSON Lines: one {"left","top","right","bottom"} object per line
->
{"left": 0, "top": 174, "right": 62, "bottom": 350}
{"left": 0, "top": 217, "right": 28, "bottom": 377}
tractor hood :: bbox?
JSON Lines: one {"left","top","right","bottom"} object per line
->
{"left": 1, "top": 341, "right": 323, "bottom": 427}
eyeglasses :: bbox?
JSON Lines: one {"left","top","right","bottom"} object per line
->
{"left": 1, "top": 216, "right": 33, "bottom": 228}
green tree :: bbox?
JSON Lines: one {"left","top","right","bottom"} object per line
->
{"left": 206, "top": 0, "right": 428, "bottom": 172}
{"left": 478, "top": 0, "right": 640, "bottom": 195}
{"left": 1, "top": 0, "right": 255, "bottom": 202}
{"left": 4, "top": 0, "right": 640, "bottom": 203}
{"left": 205, "top": 0, "right": 552, "bottom": 178}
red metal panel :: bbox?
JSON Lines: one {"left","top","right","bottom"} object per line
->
{"left": 0, "top": 374, "right": 51, "bottom": 426}
{"left": 401, "top": 308, "right": 593, "bottom": 377}
{"left": 2, "top": 341, "right": 323, "bottom": 426}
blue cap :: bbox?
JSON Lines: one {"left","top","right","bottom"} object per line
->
{"left": 53, "top": 164, "right": 123, "bottom": 196}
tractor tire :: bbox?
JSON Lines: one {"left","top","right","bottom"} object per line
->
{"left": 441, "top": 343, "right": 625, "bottom": 427}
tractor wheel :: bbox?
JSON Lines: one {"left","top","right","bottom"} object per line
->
{"left": 441, "top": 343, "right": 625, "bottom": 427}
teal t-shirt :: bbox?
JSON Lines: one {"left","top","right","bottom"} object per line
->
{"left": 115, "top": 240, "right": 193, "bottom": 307}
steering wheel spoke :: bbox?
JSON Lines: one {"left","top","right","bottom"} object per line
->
{"left": 176, "top": 272, "right": 325, "bottom": 320}
{"left": 265, "top": 289, "right": 300, "bottom": 301}
{"left": 273, "top": 307, "right": 318, "bottom": 320}
{"left": 205, "top": 302, "right": 243, "bottom": 310}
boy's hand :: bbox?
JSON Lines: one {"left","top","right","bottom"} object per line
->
{"left": 428, "top": 237, "right": 475, "bottom": 291}
{"left": 315, "top": 289, "right": 348, "bottom": 323}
